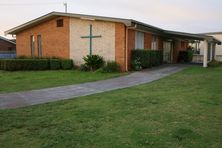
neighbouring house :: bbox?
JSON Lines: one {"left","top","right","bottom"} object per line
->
{"left": 5, "top": 12, "right": 221, "bottom": 71}
{"left": 0, "top": 36, "right": 16, "bottom": 58}
{"left": 190, "top": 32, "right": 222, "bottom": 63}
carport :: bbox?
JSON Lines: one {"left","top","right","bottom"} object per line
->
{"left": 163, "top": 30, "right": 221, "bottom": 67}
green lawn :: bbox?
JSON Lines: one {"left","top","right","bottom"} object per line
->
{"left": 0, "top": 67, "right": 222, "bottom": 147}
{"left": 0, "top": 70, "right": 125, "bottom": 93}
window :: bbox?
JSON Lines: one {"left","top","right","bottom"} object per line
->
{"left": 151, "top": 35, "right": 158, "bottom": 50}
{"left": 135, "top": 31, "right": 144, "bottom": 49}
{"left": 37, "top": 35, "right": 42, "bottom": 57}
{"left": 30, "top": 35, "right": 35, "bottom": 57}
{"left": 192, "top": 41, "right": 200, "bottom": 54}
{"left": 56, "top": 19, "right": 64, "bottom": 27}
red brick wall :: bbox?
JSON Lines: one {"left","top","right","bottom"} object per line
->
{"left": 181, "top": 41, "right": 188, "bottom": 50}
{"left": 127, "top": 29, "right": 135, "bottom": 70}
{"left": 144, "top": 32, "right": 152, "bottom": 49}
{"left": 115, "top": 23, "right": 126, "bottom": 71}
{"left": 16, "top": 16, "right": 70, "bottom": 58}
{"left": 0, "top": 39, "right": 15, "bottom": 52}
{"left": 144, "top": 34, "right": 163, "bottom": 50}
{"left": 173, "top": 40, "right": 189, "bottom": 63}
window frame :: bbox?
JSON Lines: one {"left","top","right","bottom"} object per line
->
{"left": 37, "top": 35, "right": 42, "bottom": 57}
{"left": 56, "top": 19, "right": 64, "bottom": 27}
{"left": 30, "top": 35, "right": 35, "bottom": 57}
{"left": 151, "top": 35, "right": 158, "bottom": 50}
{"left": 135, "top": 31, "right": 144, "bottom": 49}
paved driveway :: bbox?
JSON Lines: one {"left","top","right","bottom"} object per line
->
{"left": 0, "top": 65, "right": 188, "bottom": 109}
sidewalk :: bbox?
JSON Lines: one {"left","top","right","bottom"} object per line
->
{"left": 0, "top": 65, "right": 188, "bottom": 109}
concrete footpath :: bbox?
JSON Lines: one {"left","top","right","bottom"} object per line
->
{"left": 0, "top": 65, "right": 188, "bottom": 109}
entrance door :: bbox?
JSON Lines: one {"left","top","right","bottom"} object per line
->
{"left": 163, "top": 41, "right": 173, "bottom": 63}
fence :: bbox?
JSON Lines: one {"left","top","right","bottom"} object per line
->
{"left": 0, "top": 51, "right": 16, "bottom": 59}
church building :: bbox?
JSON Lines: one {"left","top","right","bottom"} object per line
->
{"left": 5, "top": 12, "right": 221, "bottom": 71}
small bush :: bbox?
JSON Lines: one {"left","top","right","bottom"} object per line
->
{"left": 79, "top": 64, "right": 90, "bottom": 72}
{"left": 131, "top": 57, "right": 142, "bottom": 71}
{"left": 178, "top": 50, "right": 193, "bottom": 63}
{"left": 49, "top": 59, "right": 61, "bottom": 70}
{"left": 178, "top": 51, "right": 188, "bottom": 63}
{"left": 61, "top": 59, "right": 73, "bottom": 70}
{"left": 187, "top": 49, "right": 193, "bottom": 62}
{"left": 208, "top": 60, "right": 221, "bottom": 67}
{"left": 101, "top": 61, "right": 120, "bottom": 73}
{"left": 83, "top": 55, "right": 105, "bottom": 71}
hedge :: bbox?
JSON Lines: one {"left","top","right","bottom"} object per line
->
{"left": 61, "top": 59, "right": 74, "bottom": 70}
{"left": 49, "top": 59, "right": 61, "bottom": 70}
{"left": 100, "top": 61, "right": 121, "bottom": 73}
{"left": 131, "top": 49, "right": 163, "bottom": 70}
{"left": 0, "top": 59, "right": 74, "bottom": 71}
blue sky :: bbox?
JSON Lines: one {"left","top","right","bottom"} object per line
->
{"left": 1, "top": 0, "right": 222, "bottom": 38}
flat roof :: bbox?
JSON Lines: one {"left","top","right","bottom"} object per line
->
{"left": 164, "top": 30, "right": 208, "bottom": 40}
{"left": 200, "top": 32, "right": 222, "bottom": 35}
{"left": 0, "top": 36, "right": 16, "bottom": 45}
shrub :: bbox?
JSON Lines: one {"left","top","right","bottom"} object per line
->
{"left": 178, "top": 51, "right": 188, "bottom": 63}
{"left": 49, "top": 59, "right": 61, "bottom": 70}
{"left": 0, "top": 59, "right": 49, "bottom": 71}
{"left": 101, "top": 61, "right": 121, "bottom": 73}
{"left": 79, "top": 64, "right": 90, "bottom": 72}
{"left": 16, "top": 55, "right": 30, "bottom": 59}
{"left": 178, "top": 50, "right": 193, "bottom": 63}
{"left": 61, "top": 59, "right": 74, "bottom": 70}
{"left": 208, "top": 60, "right": 221, "bottom": 67}
{"left": 187, "top": 49, "right": 194, "bottom": 62}
{"left": 0, "top": 60, "right": 4, "bottom": 70}
{"left": 131, "top": 57, "right": 142, "bottom": 71}
{"left": 131, "top": 49, "right": 163, "bottom": 70}
{"left": 0, "top": 58, "right": 75, "bottom": 71}
{"left": 83, "top": 55, "right": 105, "bottom": 71}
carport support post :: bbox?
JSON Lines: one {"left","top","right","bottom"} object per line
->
{"left": 203, "top": 40, "right": 208, "bottom": 68}
{"left": 211, "top": 43, "right": 216, "bottom": 61}
{"left": 210, "top": 43, "right": 214, "bottom": 60}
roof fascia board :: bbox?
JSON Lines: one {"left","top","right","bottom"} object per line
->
{"left": 163, "top": 34, "right": 204, "bottom": 41}
{"left": 200, "top": 32, "right": 222, "bottom": 35}
{"left": 5, "top": 12, "right": 132, "bottom": 35}
{"left": 164, "top": 30, "right": 207, "bottom": 39}
{"left": 130, "top": 21, "right": 164, "bottom": 36}
{"left": 134, "top": 24, "right": 163, "bottom": 35}
{"left": 5, "top": 12, "right": 56, "bottom": 35}
{"left": 54, "top": 12, "right": 132, "bottom": 26}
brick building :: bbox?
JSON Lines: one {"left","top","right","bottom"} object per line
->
{"left": 5, "top": 12, "right": 221, "bottom": 71}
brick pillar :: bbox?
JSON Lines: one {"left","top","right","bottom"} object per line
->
{"left": 115, "top": 23, "right": 126, "bottom": 71}
{"left": 144, "top": 33, "right": 152, "bottom": 49}
{"left": 127, "top": 29, "right": 135, "bottom": 71}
